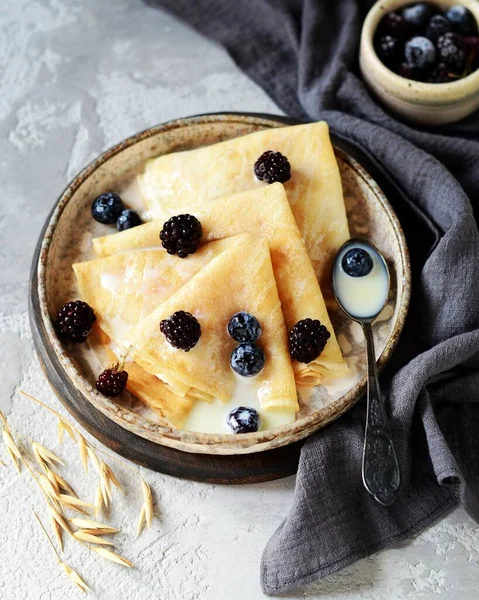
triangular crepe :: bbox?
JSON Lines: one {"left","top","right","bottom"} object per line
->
{"left": 137, "top": 121, "right": 349, "bottom": 290}
{"left": 124, "top": 234, "right": 298, "bottom": 411}
{"left": 89, "top": 324, "right": 194, "bottom": 427}
{"left": 74, "top": 238, "right": 236, "bottom": 341}
{"left": 92, "top": 185, "right": 348, "bottom": 385}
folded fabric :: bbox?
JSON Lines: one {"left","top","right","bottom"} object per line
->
{"left": 144, "top": 0, "right": 479, "bottom": 595}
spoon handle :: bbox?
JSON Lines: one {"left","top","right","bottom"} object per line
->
{"left": 361, "top": 322, "right": 400, "bottom": 506}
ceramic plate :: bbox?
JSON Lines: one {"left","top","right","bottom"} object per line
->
{"left": 33, "top": 113, "right": 410, "bottom": 455}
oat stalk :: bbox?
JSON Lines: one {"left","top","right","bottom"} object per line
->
{"left": 32, "top": 510, "right": 89, "bottom": 593}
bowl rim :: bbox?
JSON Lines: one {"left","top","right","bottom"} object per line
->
{"left": 34, "top": 112, "right": 411, "bottom": 455}
{"left": 360, "top": 0, "right": 479, "bottom": 104}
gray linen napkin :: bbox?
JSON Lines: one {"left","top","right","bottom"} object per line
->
{"left": 144, "top": 0, "right": 479, "bottom": 594}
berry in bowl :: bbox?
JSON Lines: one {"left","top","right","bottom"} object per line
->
{"left": 360, "top": 0, "right": 479, "bottom": 125}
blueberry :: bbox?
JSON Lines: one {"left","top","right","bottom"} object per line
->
{"left": 230, "top": 343, "right": 265, "bottom": 377}
{"left": 91, "top": 193, "right": 124, "bottom": 224}
{"left": 426, "top": 15, "right": 451, "bottom": 42}
{"left": 227, "top": 406, "right": 260, "bottom": 434}
{"left": 227, "top": 312, "right": 261, "bottom": 343}
{"left": 402, "top": 3, "right": 434, "bottom": 29}
{"left": 405, "top": 36, "right": 436, "bottom": 69}
{"left": 116, "top": 209, "right": 142, "bottom": 231}
{"left": 445, "top": 5, "right": 478, "bottom": 36}
{"left": 342, "top": 248, "right": 374, "bottom": 278}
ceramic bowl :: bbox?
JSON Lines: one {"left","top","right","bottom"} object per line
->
{"left": 360, "top": 0, "right": 479, "bottom": 125}
{"left": 31, "top": 113, "right": 410, "bottom": 456}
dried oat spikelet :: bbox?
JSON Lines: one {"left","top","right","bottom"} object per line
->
{"left": 60, "top": 563, "right": 89, "bottom": 593}
{"left": 103, "top": 463, "right": 122, "bottom": 492}
{"left": 136, "top": 504, "right": 146, "bottom": 538}
{"left": 70, "top": 518, "right": 118, "bottom": 533}
{"left": 93, "top": 547, "right": 133, "bottom": 568}
{"left": 48, "top": 505, "right": 72, "bottom": 537}
{"left": 87, "top": 446, "right": 102, "bottom": 475}
{"left": 32, "top": 442, "right": 64, "bottom": 472}
{"left": 100, "top": 462, "right": 112, "bottom": 506}
{"left": 50, "top": 471, "right": 77, "bottom": 497}
{"left": 58, "top": 494, "right": 94, "bottom": 513}
{"left": 38, "top": 473, "right": 60, "bottom": 505}
{"left": 81, "top": 527, "right": 117, "bottom": 536}
{"left": 57, "top": 419, "right": 76, "bottom": 444}
{"left": 50, "top": 513, "right": 64, "bottom": 551}
{"left": 73, "top": 530, "right": 115, "bottom": 546}
{"left": 141, "top": 478, "right": 154, "bottom": 529}
{"left": 45, "top": 469, "right": 60, "bottom": 495}
{"left": 94, "top": 485, "right": 104, "bottom": 516}
{"left": 77, "top": 434, "right": 89, "bottom": 472}
{"left": 33, "top": 511, "right": 89, "bottom": 593}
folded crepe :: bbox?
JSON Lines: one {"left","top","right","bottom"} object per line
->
{"left": 124, "top": 234, "right": 298, "bottom": 411}
{"left": 92, "top": 184, "right": 348, "bottom": 385}
{"left": 74, "top": 238, "right": 236, "bottom": 341}
{"left": 137, "top": 121, "right": 350, "bottom": 290}
{"left": 89, "top": 324, "right": 194, "bottom": 427}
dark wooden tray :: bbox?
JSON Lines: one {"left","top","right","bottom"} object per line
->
{"left": 29, "top": 113, "right": 412, "bottom": 484}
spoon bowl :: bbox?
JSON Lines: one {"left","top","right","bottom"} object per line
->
{"left": 332, "top": 238, "right": 390, "bottom": 324}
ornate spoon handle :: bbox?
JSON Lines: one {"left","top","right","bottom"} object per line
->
{"left": 361, "top": 323, "right": 400, "bottom": 506}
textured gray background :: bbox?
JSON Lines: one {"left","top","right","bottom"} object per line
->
{"left": 1, "top": 0, "right": 479, "bottom": 598}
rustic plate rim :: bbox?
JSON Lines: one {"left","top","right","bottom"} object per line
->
{"left": 33, "top": 112, "right": 411, "bottom": 455}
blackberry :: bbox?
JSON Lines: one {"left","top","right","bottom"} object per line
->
{"left": 96, "top": 366, "right": 128, "bottom": 397}
{"left": 427, "top": 62, "right": 450, "bottom": 83}
{"left": 116, "top": 209, "right": 142, "bottom": 231}
{"left": 160, "top": 311, "right": 201, "bottom": 351}
{"left": 445, "top": 5, "right": 478, "bottom": 36}
{"left": 160, "top": 214, "right": 202, "bottom": 258}
{"left": 425, "top": 15, "right": 451, "bottom": 42}
{"left": 254, "top": 151, "right": 291, "bottom": 184}
{"left": 378, "top": 12, "right": 409, "bottom": 40}
{"left": 289, "top": 319, "right": 330, "bottom": 364}
{"left": 437, "top": 32, "right": 466, "bottom": 73}
{"left": 227, "top": 312, "right": 261, "bottom": 343}
{"left": 230, "top": 343, "right": 265, "bottom": 377}
{"left": 375, "top": 35, "right": 401, "bottom": 67}
{"left": 402, "top": 3, "right": 434, "bottom": 30}
{"left": 405, "top": 36, "right": 436, "bottom": 70}
{"left": 227, "top": 406, "right": 260, "bottom": 434}
{"left": 91, "top": 193, "right": 124, "bottom": 224}
{"left": 54, "top": 300, "right": 96, "bottom": 343}
{"left": 342, "top": 248, "right": 374, "bottom": 277}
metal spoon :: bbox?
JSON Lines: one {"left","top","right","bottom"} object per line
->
{"left": 332, "top": 239, "right": 400, "bottom": 506}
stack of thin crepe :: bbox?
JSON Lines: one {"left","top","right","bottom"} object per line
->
{"left": 74, "top": 122, "right": 350, "bottom": 429}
